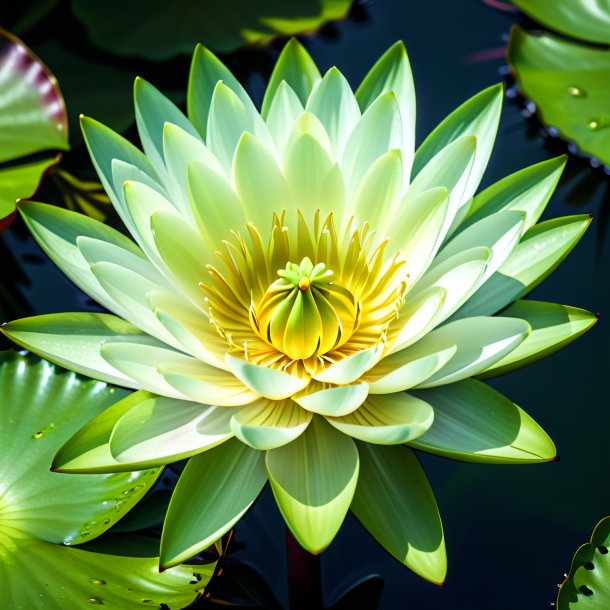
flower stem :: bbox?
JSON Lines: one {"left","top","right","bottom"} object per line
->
{"left": 286, "top": 526, "right": 324, "bottom": 610}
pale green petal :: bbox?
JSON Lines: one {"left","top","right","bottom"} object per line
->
{"left": 455, "top": 214, "right": 591, "bottom": 319}
{"left": 230, "top": 398, "right": 312, "bottom": 450}
{"left": 261, "top": 38, "right": 321, "bottom": 118}
{"left": 207, "top": 81, "right": 271, "bottom": 174}
{"left": 413, "top": 84, "right": 503, "bottom": 214}
{"left": 100, "top": 342, "right": 194, "bottom": 398}
{"left": 225, "top": 354, "right": 308, "bottom": 399}
{"left": 265, "top": 80, "right": 305, "bottom": 157}
{"left": 54, "top": 391, "right": 163, "bottom": 473}
{"left": 233, "top": 132, "right": 290, "bottom": 236}
{"left": 480, "top": 300, "right": 598, "bottom": 377}
{"left": 388, "top": 287, "right": 446, "bottom": 354}
{"left": 109, "top": 396, "right": 233, "bottom": 466}
{"left": 18, "top": 201, "right": 143, "bottom": 314}
{"left": 462, "top": 155, "right": 566, "bottom": 233}
{"left": 294, "top": 383, "right": 369, "bottom": 416}
{"left": 313, "top": 343, "right": 384, "bottom": 385}
{"left": 350, "top": 149, "right": 402, "bottom": 233}
{"left": 387, "top": 187, "right": 449, "bottom": 285}
{"left": 306, "top": 67, "right": 361, "bottom": 158}
{"left": 2, "top": 313, "right": 161, "bottom": 387}
{"left": 408, "top": 246, "right": 490, "bottom": 323}
{"left": 355, "top": 41, "right": 416, "bottom": 181}
{"left": 327, "top": 393, "right": 434, "bottom": 445}
{"left": 160, "top": 439, "right": 267, "bottom": 568}
{"left": 150, "top": 210, "right": 210, "bottom": 308}
{"left": 187, "top": 159, "right": 245, "bottom": 254}
{"left": 409, "top": 379, "right": 556, "bottom": 463}
{"left": 159, "top": 359, "right": 258, "bottom": 406}
{"left": 134, "top": 76, "right": 200, "bottom": 174}
{"left": 162, "top": 122, "right": 224, "bottom": 220}
{"left": 365, "top": 343, "right": 456, "bottom": 394}
{"left": 147, "top": 289, "right": 227, "bottom": 369}
{"left": 406, "top": 136, "right": 476, "bottom": 242}
{"left": 187, "top": 44, "right": 253, "bottom": 139}
{"left": 80, "top": 115, "right": 160, "bottom": 230}
{"left": 90, "top": 261, "right": 183, "bottom": 350}
{"left": 435, "top": 210, "right": 526, "bottom": 283}
{"left": 283, "top": 128, "right": 334, "bottom": 220}
{"left": 415, "top": 316, "right": 530, "bottom": 388}
{"left": 123, "top": 180, "right": 180, "bottom": 269}
{"left": 342, "top": 91, "right": 402, "bottom": 199}
{"left": 266, "top": 417, "right": 359, "bottom": 554}
{"left": 351, "top": 444, "right": 446, "bottom": 583}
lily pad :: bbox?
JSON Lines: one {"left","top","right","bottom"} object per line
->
{"left": 0, "top": 351, "right": 213, "bottom": 608}
{"left": 512, "top": 0, "right": 610, "bottom": 45}
{"left": 0, "top": 28, "right": 68, "bottom": 225}
{"left": 71, "top": 0, "right": 353, "bottom": 59}
{"left": 557, "top": 516, "right": 610, "bottom": 609}
{"left": 507, "top": 26, "right": 610, "bottom": 166}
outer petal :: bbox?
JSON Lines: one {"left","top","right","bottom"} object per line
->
{"left": 479, "top": 300, "right": 598, "bottom": 378}
{"left": 455, "top": 214, "right": 591, "bottom": 319}
{"left": 412, "top": 84, "right": 503, "bottom": 214}
{"left": 327, "top": 393, "right": 434, "bottom": 445}
{"left": 265, "top": 80, "right": 305, "bottom": 157}
{"left": 409, "top": 379, "right": 556, "bottom": 463}
{"left": 261, "top": 38, "right": 321, "bottom": 117}
{"left": 230, "top": 398, "right": 312, "bottom": 450}
{"left": 53, "top": 391, "right": 155, "bottom": 474}
{"left": 355, "top": 41, "right": 416, "bottom": 181}
{"left": 266, "top": 417, "right": 359, "bottom": 553}
{"left": 351, "top": 443, "right": 446, "bottom": 584}
{"left": 461, "top": 155, "right": 566, "bottom": 233}
{"left": 188, "top": 44, "right": 253, "bottom": 139}
{"left": 2, "top": 313, "right": 163, "bottom": 387}
{"left": 18, "top": 201, "right": 152, "bottom": 318}
{"left": 109, "top": 396, "right": 234, "bottom": 466}
{"left": 160, "top": 439, "right": 267, "bottom": 568}
{"left": 134, "top": 76, "right": 200, "bottom": 175}
{"left": 414, "top": 316, "right": 530, "bottom": 388}
{"left": 312, "top": 344, "right": 384, "bottom": 385}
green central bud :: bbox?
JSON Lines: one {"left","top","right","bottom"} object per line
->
{"left": 251, "top": 257, "right": 360, "bottom": 361}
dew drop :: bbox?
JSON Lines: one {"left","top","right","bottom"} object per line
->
{"left": 588, "top": 117, "right": 610, "bottom": 131}
{"left": 103, "top": 518, "right": 111, "bottom": 525}
{"left": 32, "top": 431, "right": 44, "bottom": 439}
{"left": 90, "top": 579, "right": 106, "bottom": 585}
{"left": 88, "top": 598, "right": 103, "bottom": 605}
{"left": 567, "top": 86, "right": 586, "bottom": 98}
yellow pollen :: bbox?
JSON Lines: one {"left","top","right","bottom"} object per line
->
{"left": 298, "top": 276, "right": 311, "bottom": 291}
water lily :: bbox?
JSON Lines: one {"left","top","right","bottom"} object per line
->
{"left": 2, "top": 39, "right": 595, "bottom": 582}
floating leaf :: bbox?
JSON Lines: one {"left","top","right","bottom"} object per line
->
{"left": 0, "top": 28, "right": 68, "bottom": 225}
{"left": 507, "top": 26, "right": 610, "bottom": 165}
{"left": 557, "top": 516, "right": 610, "bottom": 609}
{"left": 512, "top": 0, "right": 610, "bottom": 45}
{"left": 71, "top": 0, "right": 353, "bottom": 59}
{"left": 0, "top": 351, "right": 213, "bottom": 607}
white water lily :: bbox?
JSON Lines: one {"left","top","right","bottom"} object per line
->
{"left": 3, "top": 39, "right": 595, "bottom": 582}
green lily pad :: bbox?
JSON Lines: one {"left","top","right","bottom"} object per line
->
{"left": 0, "top": 351, "right": 213, "bottom": 608}
{"left": 507, "top": 26, "right": 610, "bottom": 166}
{"left": 71, "top": 0, "right": 353, "bottom": 59}
{"left": 557, "top": 516, "right": 610, "bottom": 609}
{"left": 512, "top": 0, "right": 610, "bottom": 45}
{"left": 0, "top": 28, "right": 68, "bottom": 225}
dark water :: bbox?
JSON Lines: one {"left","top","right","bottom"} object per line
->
{"left": 3, "top": 1, "right": 609, "bottom": 608}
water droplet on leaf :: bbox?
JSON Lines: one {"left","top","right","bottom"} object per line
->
{"left": 90, "top": 579, "right": 106, "bottom": 585}
{"left": 567, "top": 86, "right": 586, "bottom": 98}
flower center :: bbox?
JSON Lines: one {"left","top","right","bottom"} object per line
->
{"left": 250, "top": 258, "right": 360, "bottom": 361}
{"left": 199, "top": 210, "right": 407, "bottom": 375}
